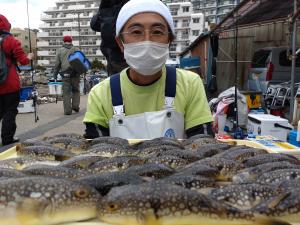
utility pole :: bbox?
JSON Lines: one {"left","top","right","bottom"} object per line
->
{"left": 77, "top": 11, "right": 81, "bottom": 50}
{"left": 215, "top": 0, "right": 219, "bottom": 24}
{"left": 290, "top": 0, "right": 297, "bottom": 122}
{"left": 75, "top": 10, "right": 86, "bottom": 95}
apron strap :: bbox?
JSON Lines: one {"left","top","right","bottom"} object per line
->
{"left": 110, "top": 73, "right": 124, "bottom": 115}
{"left": 165, "top": 66, "right": 177, "bottom": 108}
{"left": 109, "top": 66, "right": 177, "bottom": 114}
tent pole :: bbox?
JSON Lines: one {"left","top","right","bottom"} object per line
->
{"left": 290, "top": 0, "right": 297, "bottom": 122}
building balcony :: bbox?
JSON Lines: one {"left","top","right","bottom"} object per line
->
{"left": 37, "top": 60, "right": 50, "bottom": 66}
{"left": 57, "top": 0, "right": 95, "bottom": 2}
{"left": 96, "top": 40, "right": 101, "bottom": 46}
{"left": 218, "top": 2, "right": 236, "bottom": 8}
{"left": 56, "top": 0, "right": 91, "bottom": 3}
{"left": 41, "top": 15, "right": 53, "bottom": 21}
{"left": 181, "top": 23, "right": 190, "bottom": 28}
{"left": 81, "top": 32, "right": 99, "bottom": 36}
{"left": 81, "top": 42, "right": 97, "bottom": 46}
{"left": 63, "top": 31, "right": 79, "bottom": 36}
{"left": 68, "top": 5, "right": 85, "bottom": 10}
{"left": 73, "top": 40, "right": 80, "bottom": 46}
{"left": 44, "top": 7, "right": 59, "bottom": 12}
{"left": 37, "top": 51, "right": 49, "bottom": 56}
{"left": 37, "top": 41, "right": 49, "bottom": 47}
{"left": 96, "top": 50, "right": 102, "bottom": 56}
{"left": 203, "top": 4, "right": 217, "bottom": 9}
{"left": 37, "top": 32, "right": 49, "bottom": 38}
{"left": 39, "top": 24, "right": 51, "bottom": 29}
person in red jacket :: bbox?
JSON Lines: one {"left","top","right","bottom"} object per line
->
{"left": 0, "top": 14, "right": 34, "bottom": 146}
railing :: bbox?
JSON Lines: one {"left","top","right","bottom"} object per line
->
{"left": 181, "top": 22, "right": 190, "bottom": 28}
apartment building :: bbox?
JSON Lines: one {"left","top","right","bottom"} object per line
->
{"left": 37, "top": 0, "right": 102, "bottom": 67}
{"left": 192, "top": 0, "right": 241, "bottom": 24}
{"left": 11, "top": 28, "right": 38, "bottom": 54}
{"left": 165, "top": 1, "right": 205, "bottom": 60}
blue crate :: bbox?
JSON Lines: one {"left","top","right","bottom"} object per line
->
{"left": 20, "top": 86, "right": 33, "bottom": 102}
{"left": 289, "top": 130, "right": 300, "bottom": 147}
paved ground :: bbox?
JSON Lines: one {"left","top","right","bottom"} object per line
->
{"left": 0, "top": 94, "right": 88, "bottom": 152}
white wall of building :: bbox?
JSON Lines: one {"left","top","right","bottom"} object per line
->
{"left": 37, "top": 0, "right": 104, "bottom": 67}
{"left": 166, "top": 1, "right": 204, "bottom": 60}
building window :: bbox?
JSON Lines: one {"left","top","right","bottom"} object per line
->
{"left": 182, "top": 6, "right": 189, "bottom": 12}
{"left": 192, "top": 30, "right": 199, "bottom": 36}
{"left": 181, "top": 30, "right": 189, "bottom": 39}
{"left": 170, "top": 8, "right": 178, "bottom": 16}
{"left": 182, "top": 19, "right": 189, "bottom": 28}
{"left": 193, "top": 18, "right": 200, "bottom": 23}
{"left": 174, "top": 20, "right": 178, "bottom": 28}
{"left": 170, "top": 43, "right": 177, "bottom": 52}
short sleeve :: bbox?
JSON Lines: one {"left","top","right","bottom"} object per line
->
{"left": 184, "top": 75, "right": 213, "bottom": 129}
{"left": 83, "top": 84, "right": 110, "bottom": 128}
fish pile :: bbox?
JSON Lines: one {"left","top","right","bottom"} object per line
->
{"left": 0, "top": 133, "right": 299, "bottom": 225}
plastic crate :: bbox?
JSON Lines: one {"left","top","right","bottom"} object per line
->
{"left": 20, "top": 86, "right": 33, "bottom": 102}
{"left": 18, "top": 99, "right": 34, "bottom": 113}
{"left": 48, "top": 82, "right": 63, "bottom": 95}
{"left": 289, "top": 130, "right": 300, "bottom": 147}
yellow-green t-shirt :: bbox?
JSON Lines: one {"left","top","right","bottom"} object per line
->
{"left": 83, "top": 66, "right": 213, "bottom": 130}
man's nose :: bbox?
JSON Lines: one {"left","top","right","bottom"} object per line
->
{"left": 143, "top": 30, "right": 152, "bottom": 41}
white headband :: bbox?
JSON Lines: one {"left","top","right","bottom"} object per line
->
{"left": 116, "top": 0, "right": 175, "bottom": 36}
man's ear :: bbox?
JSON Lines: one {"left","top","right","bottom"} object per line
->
{"left": 115, "top": 36, "right": 124, "bottom": 53}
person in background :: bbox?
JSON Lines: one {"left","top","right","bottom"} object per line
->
{"left": 53, "top": 36, "right": 80, "bottom": 115}
{"left": 83, "top": 0, "right": 213, "bottom": 139}
{"left": 90, "top": 0, "right": 128, "bottom": 76}
{"left": 0, "top": 14, "right": 34, "bottom": 146}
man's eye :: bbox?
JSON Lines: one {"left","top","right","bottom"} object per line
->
{"left": 130, "top": 30, "right": 143, "bottom": 35}
{"left": 152, "top": 30, "right": 164, "bottom": 36}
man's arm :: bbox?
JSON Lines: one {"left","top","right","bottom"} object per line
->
{"left": 186, "top": 122, "right": 214, "bottom": 138}
{"left": 52, "top": 50, "right": 61, "bottom": 79}
{"left": 84, "top": 122, "right": 109, "bottom": 139}
{"left": 90, "top": 13, "right": 102, "bottom": 32}
{"left": 83, "top": 82, "right": 111, "bottom": 138}
{"left": 9, "top": 37, "right": 30, "bottom": 65}
{"left": 184, "top": 72, "right": 213, "bottom": 136}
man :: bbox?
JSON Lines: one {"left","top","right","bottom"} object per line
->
{"left": 0, "top": 14, "right": 34, "bottom": 145}
{"left": 90, "top": 0, "right": 128, "bottom": 76}
{"left": 53, "top": 36, "right": 80, "bottom": 115}
{"left": 84, "top": 0, "right": 213, "bottom": 139}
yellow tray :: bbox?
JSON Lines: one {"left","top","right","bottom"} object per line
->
{"left": 219, "top": 136, "right": 300, "bottom": 159}
{"left": 0, "top": 147, "right": 110, "bottom": 225}
{"left": 2, "top": 139, "right": 300, "bottom": 225}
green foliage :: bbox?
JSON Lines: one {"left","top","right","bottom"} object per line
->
{"left": 35, "top": 64, "right": 46, "bottom": 71}
{"left": 91, "top": 58, "right": 106, "bottom": 71}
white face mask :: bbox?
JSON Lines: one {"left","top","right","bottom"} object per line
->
{"left": 123, "top": 41, "right": 169, "bottom": 76}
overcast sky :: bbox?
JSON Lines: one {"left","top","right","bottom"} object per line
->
{"left": 1, "top": 0, "right": 56, "bottom": 30}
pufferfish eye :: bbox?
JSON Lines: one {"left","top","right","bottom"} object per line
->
{"left": 107, "top": 203, "right": 119, "bottom": 211}
{"left": 74, "top": 188, "right": 90, "bottom": 198}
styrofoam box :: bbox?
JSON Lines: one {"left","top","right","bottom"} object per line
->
{"left": 247, "top": 114, "right": 293, "bottom": 141}
{"left": 18, "top": 100, "right": 34, "bottom": 113}
{"left": 48, "top": 82, "right": 63, "bottom": 95}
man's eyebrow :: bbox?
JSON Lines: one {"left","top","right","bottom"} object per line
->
{"left": 126, "top": 22, "right": 167, "bottom": 29}
{"left": 127, "top": 23, "right": 143, "bottom": 29}
{"left": 151, "top": 23, "right": 167, "bottom": 29}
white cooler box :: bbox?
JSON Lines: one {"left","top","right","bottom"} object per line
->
{"left": 48, "top": 82, "right": 63, "bottom": 95}
{"left": 18, "top": 100, "right": 34, "bottom": 113}
{"left": 247, "top": 114, "right": 293, "bottom": 141}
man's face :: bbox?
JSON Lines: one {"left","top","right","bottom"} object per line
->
{"left": 116, "top": 12, "right": 171, "bottom": 51}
